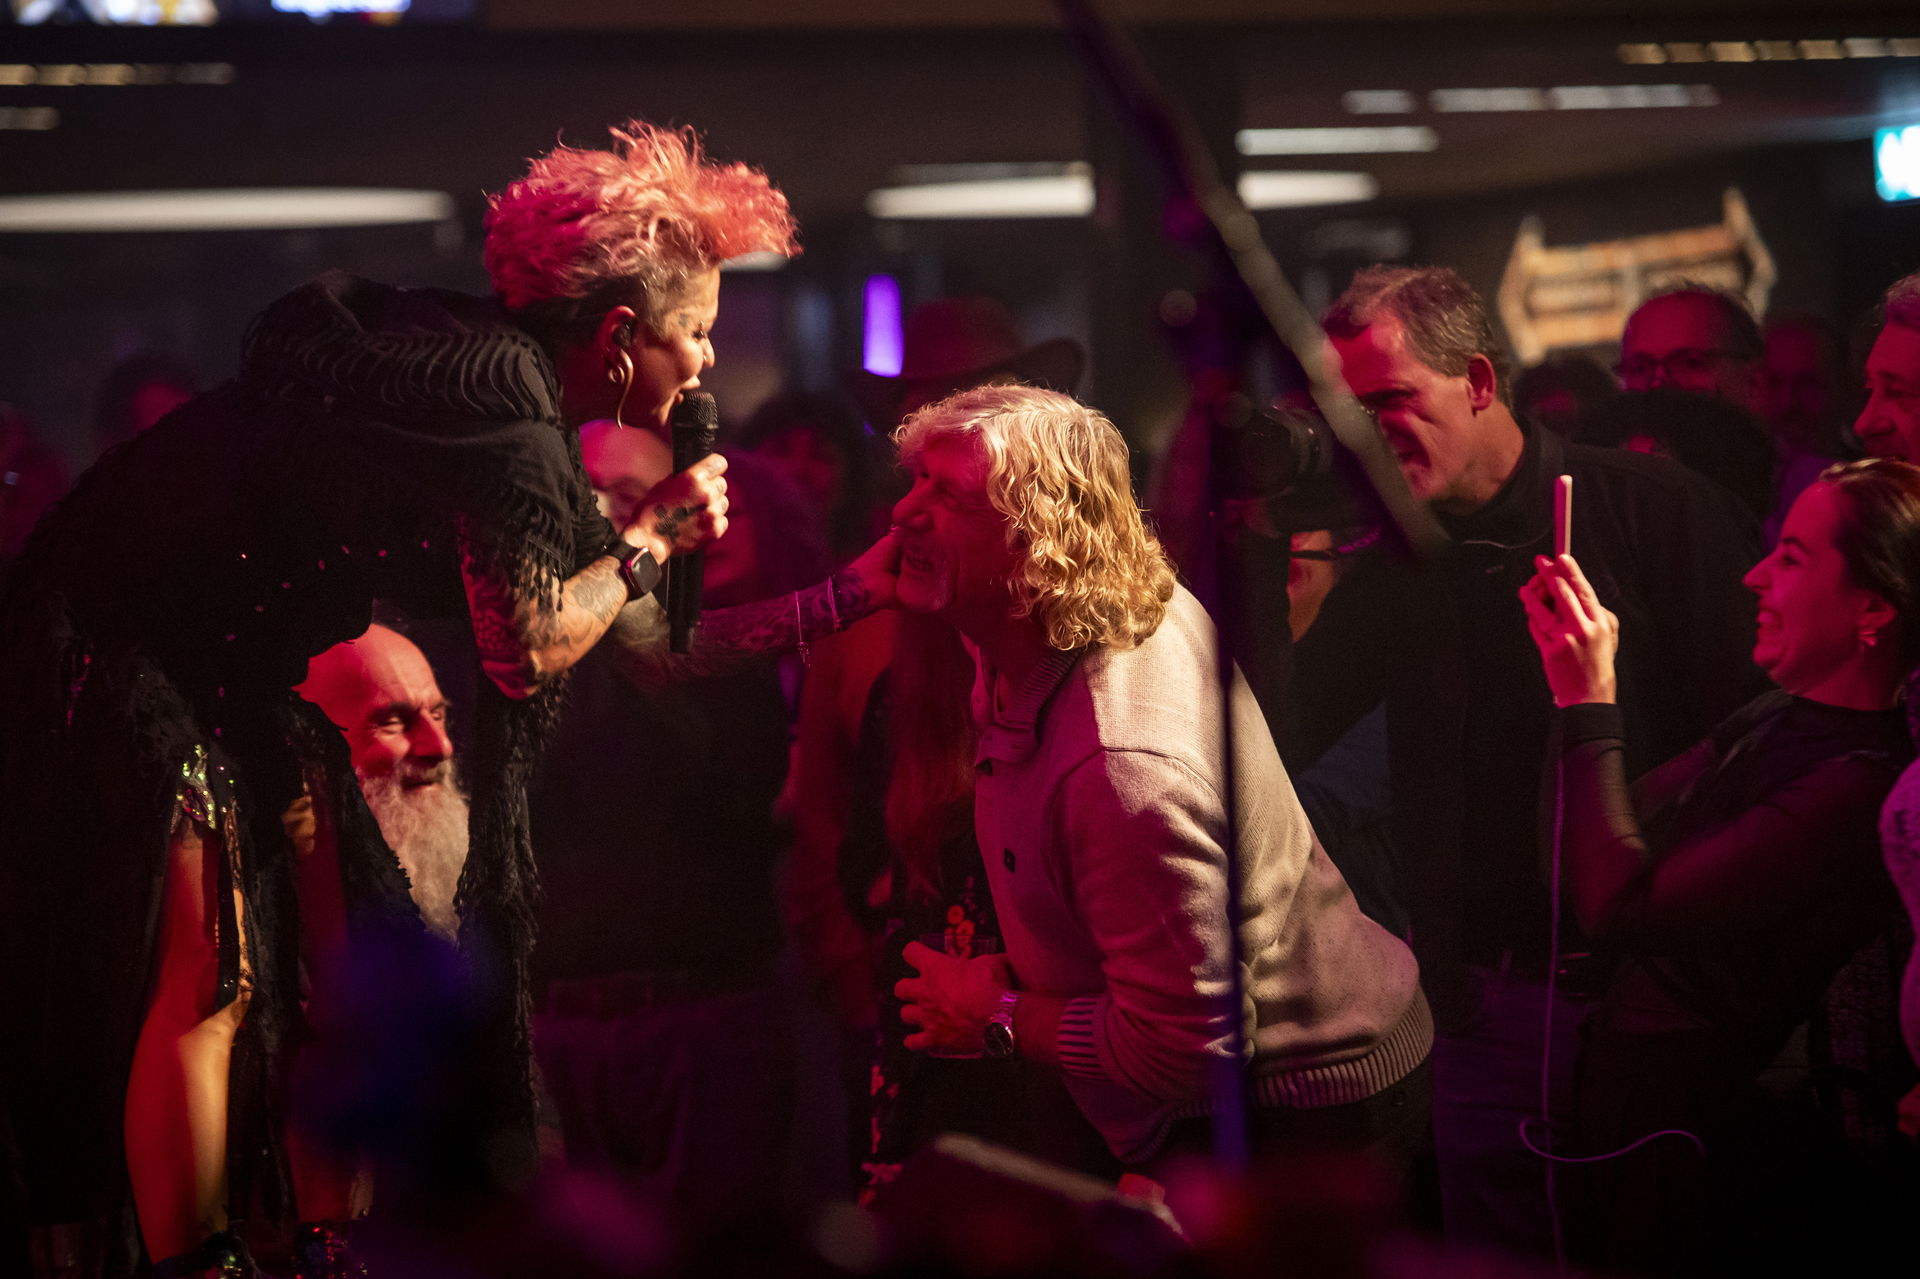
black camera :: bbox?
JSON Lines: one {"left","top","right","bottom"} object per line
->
{"left": 1219, "top": 403, "right": 1374, "bottom": 535}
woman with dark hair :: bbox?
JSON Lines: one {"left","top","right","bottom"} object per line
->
{"left": 735, "top": 390, "right": 881, "bottom": 563}
{"left": 786, "top": 607, "right": 1116, "bottom": 1197}
{"left": 1520, "top": 458, "right": 1920, "bottom": 1273}
{"left": 0, "top": 122, "right": 896, "bottom": 1278}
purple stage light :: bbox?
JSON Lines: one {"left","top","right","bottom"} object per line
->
{"left": 863, "top": 274, "right": 903, "bottom": 376}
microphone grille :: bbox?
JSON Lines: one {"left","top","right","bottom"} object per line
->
{"left": 674, "top": 390, "right": 719, "bottom": 431}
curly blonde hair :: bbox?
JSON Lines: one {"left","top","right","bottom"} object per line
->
{"left": 484, "top": 120, "right": 798, "bottom": 346}
{"left": 895, "top": 385, "right": 1175, "bottom": 652}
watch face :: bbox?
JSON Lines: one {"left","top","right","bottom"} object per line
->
{"left": 982, "top": 1020, "right": 1015, "bottom": 1059}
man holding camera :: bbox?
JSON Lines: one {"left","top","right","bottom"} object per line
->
{"left": 1306, "top": 266, "right": 1761, "bottom": 1256}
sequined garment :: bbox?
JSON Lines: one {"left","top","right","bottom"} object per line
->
{"left": 0, "top": 273, "right": 614, "bottom": 1245}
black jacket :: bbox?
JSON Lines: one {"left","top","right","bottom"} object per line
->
{"left": 1294, "top": 428, "right": 1764, "bottom": 1023}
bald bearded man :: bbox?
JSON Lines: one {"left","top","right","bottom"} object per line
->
{"left": 296, "top": 625, "right": 468, "bottom": 940}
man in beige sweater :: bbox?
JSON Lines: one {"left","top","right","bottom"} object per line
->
{"left": 890, "top": 384, "right": 1430, "bottom": 1173}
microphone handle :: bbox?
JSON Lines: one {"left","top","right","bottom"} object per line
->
{"left": 670, "top": 548, "right": 707, "bottom": 654}
{"left": 668, "top": 413, "right": 718, "bottom": 654}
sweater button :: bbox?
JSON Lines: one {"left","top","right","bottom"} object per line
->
{"left": 1002, "top": 847, "right": 1016, "bottom": 873}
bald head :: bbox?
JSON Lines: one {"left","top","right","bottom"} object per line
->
{"left": 580, "top": 418, "right": 674, "bottom": 529}
{"left": 298, "top": 624, "right": 453, "bottom": 784}
{"left": 299, "top": 625, "right": 467, "bottom": 938}
{"left": 579, "top": 415, "right": 773, "bottom": 604}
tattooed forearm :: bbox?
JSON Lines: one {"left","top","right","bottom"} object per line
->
{"left": 468, "top": 599, "right": 522, "bottom": 668}
{"left": 702, "top": 573, "right": 867, "bottom": 656}
{"left": 461, "top": 543, "right": 633, "bottom": 698}
{"left": 558, "top": 560, "right": 631, "bottom": 633}
{"left": 601, "top": 573, "right": 874, "bottom": 690}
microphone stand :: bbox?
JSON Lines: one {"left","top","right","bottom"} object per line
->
{"left": 1054, "top": 0, "right": 1448, "bottom": 1170}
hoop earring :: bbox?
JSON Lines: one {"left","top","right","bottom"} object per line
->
{"left": 607, "top": 350, "right": 635, "bottom": 430}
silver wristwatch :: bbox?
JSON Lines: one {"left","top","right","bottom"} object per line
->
{"left": 983, "top": 989, "right": 1020, "bottom": 1059}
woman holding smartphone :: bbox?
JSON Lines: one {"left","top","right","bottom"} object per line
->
{"left": 1520, "top": 458, "right": 1920, "bottom": 1274}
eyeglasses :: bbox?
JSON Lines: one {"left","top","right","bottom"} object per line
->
{"left": 1615, "top": 348, "right": 1748, "bottom": 387}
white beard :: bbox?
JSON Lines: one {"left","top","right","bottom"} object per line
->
{"left": 358, "top": 764, "right": 470, "bottom": 941}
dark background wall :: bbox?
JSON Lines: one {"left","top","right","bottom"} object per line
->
{"left": 2, "top": 11, "right": 1919, "bottom": 470}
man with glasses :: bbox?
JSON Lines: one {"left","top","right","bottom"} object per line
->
{"left": 1616, "top": 287, "right": 1849, "bottom": 547}
{"left": 1616, "top": 285, "right": 1765, "bottom": 410}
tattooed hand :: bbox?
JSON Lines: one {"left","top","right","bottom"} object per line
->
{"left": 627, "top": 454, "right": 730, "bottom": 561}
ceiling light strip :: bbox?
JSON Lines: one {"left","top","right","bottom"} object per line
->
{"left": 0, "top": 189, "right": 455, "bottom": 233}
{"left": 1236, "top": 126, "right": 1438, "bottom": 155}
{"left": 1620, "top": 37, "right": 1920, "bottom": 65}
{"left": 866, "top": 171, "right": 1376, "bottom": 219}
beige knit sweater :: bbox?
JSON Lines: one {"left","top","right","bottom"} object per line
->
{"left": 973, "top": 586, "right": 1431, "bottom": 1162}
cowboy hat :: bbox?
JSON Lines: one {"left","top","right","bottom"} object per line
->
{"left": 852, "top": 296, "right": 1086, "bottom": 425}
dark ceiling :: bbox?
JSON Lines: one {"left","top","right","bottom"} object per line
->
{"left": 0, "top": 10, "right": 1915, "bottom": 221}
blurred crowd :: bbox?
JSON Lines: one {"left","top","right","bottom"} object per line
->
{"left": 5, "top": 122, "right": 1920, "bottom": 1279}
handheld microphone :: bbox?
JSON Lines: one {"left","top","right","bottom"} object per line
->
{"left": 667, "top": 392, "right": 719, "bottom": 653}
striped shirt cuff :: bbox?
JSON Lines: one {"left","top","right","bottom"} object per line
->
{"left": 1056, "top": 995, "right": 1109, "bottom": 1080}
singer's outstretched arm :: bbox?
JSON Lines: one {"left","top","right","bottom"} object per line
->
{"left": 461, "top": 459, "right": 729, "bottom": 699}
{"left": 601, "top": 533, "right": 899, "bottom": 690}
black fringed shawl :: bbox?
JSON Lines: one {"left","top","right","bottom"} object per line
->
{"left": 0, "top": 272, "right": 613, "bottom": 1232}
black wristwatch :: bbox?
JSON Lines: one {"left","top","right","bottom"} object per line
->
{"left": 983, "top": 989, "right": 1020, "bottom": 1059}
{"left": 604, "top": 534, "right": 662, "bottom": 602}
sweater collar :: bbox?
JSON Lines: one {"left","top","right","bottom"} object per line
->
{"left": 974, "top": 644, "right": 1088, "bottom": 766}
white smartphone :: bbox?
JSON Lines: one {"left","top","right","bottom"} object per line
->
{"left": 1554, "top": 474, "right": 1573, "bottom": 559}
